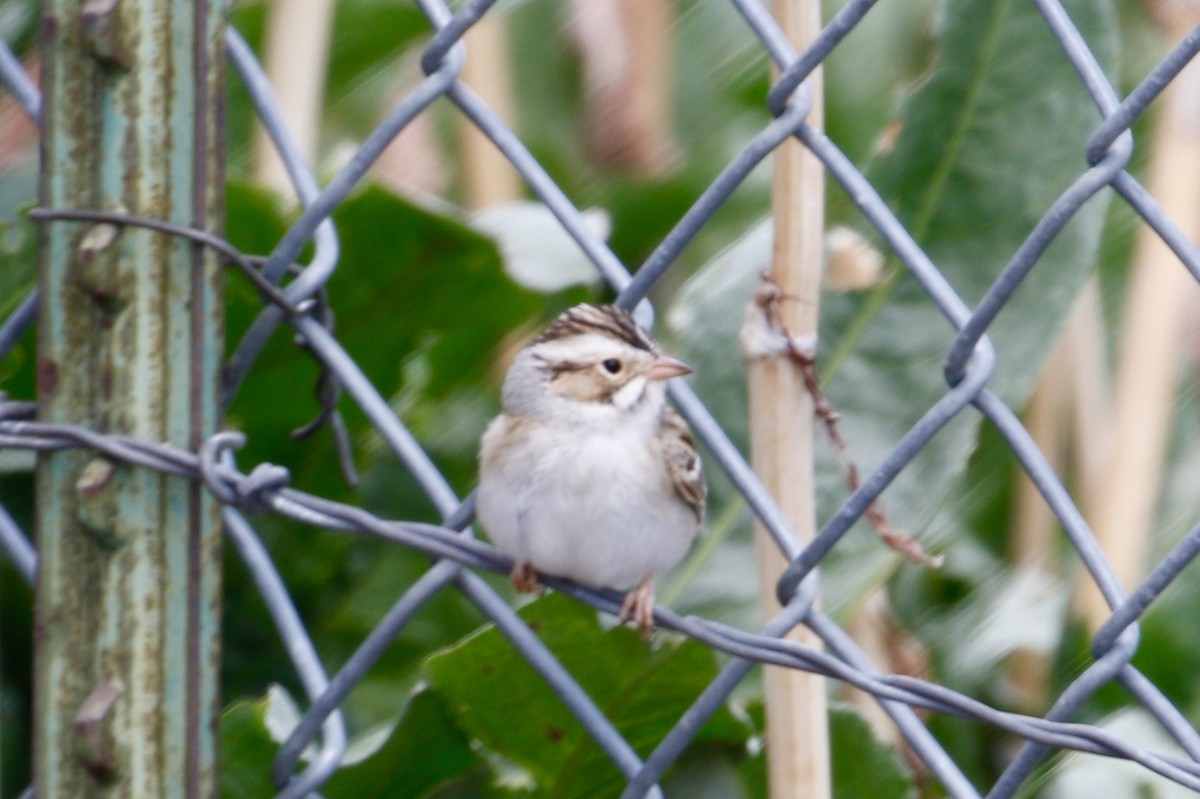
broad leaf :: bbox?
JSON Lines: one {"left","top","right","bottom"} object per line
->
{"left": 829, "top": 703, "right": 917, "bottom": 799}
{"left": 323, "top": 690, "right": 483, "bottom": 799}
{"left": 0, "top": 206, "right": 37, "bottom": 391}
{"left": 668, "top": 0, "right": 1118, "bottom": 620}
{"left": 220, "top": 181, "right": 534, "bottom": 705}
{"left": 738, "top": 701, "right": 915, "bottom": 799}
{"left": 423, "top": 593, "right": 749, "bottom": 795}
{"left": 227, "top": 1, "right": 429, "bottom": 164}
{"left": 225, "top": 180, "right": 541, "bottom": 480}
{"left": 219, "top": 686, "right": 482, "bottom": 799}
{"left": 220, "top": 695, "right": 285, "bottom": 799}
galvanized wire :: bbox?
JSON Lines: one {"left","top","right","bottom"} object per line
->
{"left": 7, "top": 402, "right": 1200, "bottom": 793}
{"left": 3, "top": 1, "right": 1200, "bottom": 798}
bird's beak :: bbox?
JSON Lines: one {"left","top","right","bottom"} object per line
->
{"left": 644, "top": 356, "right": 693, "bottom": 381}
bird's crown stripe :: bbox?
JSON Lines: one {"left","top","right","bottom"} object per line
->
{"left": 536, "top": 304, "right": 654, "bottom": 352}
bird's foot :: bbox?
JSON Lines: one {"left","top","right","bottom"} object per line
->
{"left": 618, "top": 575, "right": 656, "bottom": 641}
{"left": 510, "top": 561, "right": 543, "bottom": 593}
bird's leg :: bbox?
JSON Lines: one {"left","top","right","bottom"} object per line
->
{"left": 510, "top": 561, "right": 542, "bottom": 593}
{"left": 618, "top": 574, "right": 656, "bottom": 640}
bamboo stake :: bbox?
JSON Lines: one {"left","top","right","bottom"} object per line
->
{"left": 253, "top": 0, "right": 335, "bottom": 191}
{"left": 1078, "top": 9, "right": 1200, "bottom": 630}
{"left": 459, "top": 16, "right": 521, "bottom": 209}
{"left": 741, "top": 1, "right": 830, "bottom": 796}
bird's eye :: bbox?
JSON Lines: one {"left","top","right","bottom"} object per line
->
{"left": 602, "top": 358, "right": 622, "bottom": 374}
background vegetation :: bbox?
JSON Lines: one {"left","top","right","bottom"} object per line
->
{"left": 2, "top": 0, "right": 1199, "bottom": 796}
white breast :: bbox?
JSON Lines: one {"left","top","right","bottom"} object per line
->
{"left": 477, "top": 417, "right": 698, "bottom": 590}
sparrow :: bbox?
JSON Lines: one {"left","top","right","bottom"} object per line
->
{"left": 477, "top": 303, "right": 706, "bottom": 637}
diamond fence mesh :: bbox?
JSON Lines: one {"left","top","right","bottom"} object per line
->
{"left": 3, "top": 0, "right": 1200, "bottom": 797}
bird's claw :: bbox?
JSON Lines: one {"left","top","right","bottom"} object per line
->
{"left": 510, "top": 561, "right": 543, "bottom": 593}
{"left": 618, "top": 576, "right": 656, "bottom": 640}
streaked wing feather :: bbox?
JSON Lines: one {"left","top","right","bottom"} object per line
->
{"left": 659, "top": 406, "right": 706, "bottom": 523}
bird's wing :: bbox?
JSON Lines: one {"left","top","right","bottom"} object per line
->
{"left": 659, "top": 405, "right": 706, "bottom": 523}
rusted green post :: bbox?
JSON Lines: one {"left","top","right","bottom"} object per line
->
{"left": 34, "top": 1, "right": 224, "bottom": 797}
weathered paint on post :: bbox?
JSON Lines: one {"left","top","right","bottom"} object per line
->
{"left": 34, "top": 1, "right": 224, "bottom": 797}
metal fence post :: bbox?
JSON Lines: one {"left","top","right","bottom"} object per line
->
{"left": 33, "top": 1, "right": 224, "bottom": 797}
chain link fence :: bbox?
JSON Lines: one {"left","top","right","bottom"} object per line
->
{"left": 4, "top": 0, "right": 1200, "bottom": 796}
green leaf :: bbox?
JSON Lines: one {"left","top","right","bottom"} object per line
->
{"left": 423, "top": 594, "right": 749, "bottom": 796}
{"left": 219, "top": 181, "right": 536, "bottom": 704}
{"left": 325, "top": 2, "right": 429, "bottom": 104}
{"left": 668, "top": 0, "right": 1119, "bottom": 620}
{"left": 323, "top": 689, "right": 482, "bottom": 799}
{"left": 219, "top": 696, "right": 283, "bottom": 799}
{"left": 735, "top": 701, "right": 916, "bottom": 799}
{"left": 658, "top": 742, "right": 754, "bottom": 799}
{"left": 224, "top": 181, "right": 540, "bottom": 481}
{"left": 552, "top": 639, "right": 747, "bottom": 799}
{"left": 219, "top": 686, "right": 482, "bottom": 799}
{"left": 222, "top": 176, "right": 538, "bottom": 500}
{"left": 829, "top": 703, "right": 917, "bottom": 799}
{"left": 822, "top": 0, "right": 938, "bottom": 169}
{"left": 0, "top": 206, "right": 37, "bottom": 391}
{"left": 322, "top": 1, "right": 435, "bottom": 148}
{"left": 226, "top": 1, "right": 429, "bottom": 169}
{"left": 325, "top": 184, "right": 542, "bottom": 414}
{"left": 1106, "top": 370, "right": 1200, "bottom": 719}
{"left": 0, "top": 567, "right": 32, "bottom": 796}
{"left": 859, "top": 0, "right": 1117, "bottom": 404}
{"left": 0, "top": 0, "right": 39, "bottom": 51}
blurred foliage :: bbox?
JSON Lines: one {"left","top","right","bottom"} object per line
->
{"left": 669, "top": 0, "right": 1118, "bottom": 620}
{"left": 4, "top": 0, "right": 1200, "bottom": 797}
